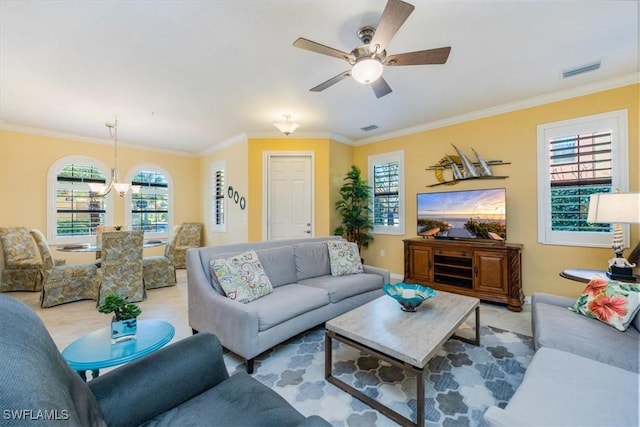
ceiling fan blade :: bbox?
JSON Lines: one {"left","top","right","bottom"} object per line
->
{"left": 369, "top": 0, "right": 415, "bottom": 52}
{"left": 310, "top": 70, "right": 352, "bottom": 92}
{"left": 293, "top": 38, "right": 353, "bottom": 62}
{"left": 371, "top": 76, "right": 392, "bottom": 98}
{"left": 385, "top": 46, "right": 451, "bottom": 66}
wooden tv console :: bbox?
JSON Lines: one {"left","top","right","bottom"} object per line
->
{"left": 404, "top": 238, "right": 524, "bottom": 312}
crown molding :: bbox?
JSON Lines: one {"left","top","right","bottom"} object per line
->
{"left": 0, "top": 122, "right": 197, "bottom": 157}
{"left": 198, "top": 133, "right": 248, "bottom": 156}
{"left": 353, "top": 72, "right": 640, "bottom": 146}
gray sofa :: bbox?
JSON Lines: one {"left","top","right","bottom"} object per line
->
{"left": 0, "top": 294, "right": 330, "bottom": 427}
{"left": 484, "top": 292, "right": 640, "bottom": 426}
{"left": 187, "top": 237, "right": 390, "bottom": 373}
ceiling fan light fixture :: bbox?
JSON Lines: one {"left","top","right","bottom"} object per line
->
{"left": 274, "top": 114, "right": 300, "bottom": 136}
{"left": 351, "top": 58, "right": 383, "bottom": 85}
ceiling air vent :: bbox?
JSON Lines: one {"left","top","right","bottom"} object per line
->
{"left": 562, "top": 61, "right": 601, "bottom": 78}
{"left": 360, "top": 125, "right": 379, "bottom": 132}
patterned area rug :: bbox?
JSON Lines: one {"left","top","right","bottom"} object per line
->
{"left": 224, "top": 325, "right": 533, "bottom": 427}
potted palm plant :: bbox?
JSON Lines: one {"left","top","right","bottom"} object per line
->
{"left": 334, "top": 165, "right": 374, "bottom": 252}
{"left": 98, "top": 293, "right": 142, "bottom": 343}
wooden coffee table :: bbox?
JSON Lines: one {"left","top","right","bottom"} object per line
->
{"left": 325, "top": 292, "right": 480, "bottom": 427}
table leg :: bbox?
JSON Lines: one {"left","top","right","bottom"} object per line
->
{"left": 77, "top": 370, "right": 87, "bottom": 382}
{"left": 91, "top": 369, "right": 100, "bottom": 379}
{"left": 416, "top": 368, "right": 425, "bottom": 427}
{"left": 452, "top": 306, "right": 481, "bottom": 346}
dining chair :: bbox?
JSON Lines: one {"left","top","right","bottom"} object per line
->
{"left": 142, "top": 231, "right": 178, "bottom": 289}
{"left": 173, "top": 223, "right": 202, "bottom": 269}
{"left": 95, "top": 225, "right": 118, "bottom": 259}
{"left": 30, "top": 229, "right": 100, "bottom": 308}
{"left": 0, "top": 227, "right": 44, "bottom": 292}
{"left": 97, "top": 230, "right": 145, "bottom": 304}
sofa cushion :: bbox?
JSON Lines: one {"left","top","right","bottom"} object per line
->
{"left": 485, "top": 347, "right": 639, "bottom": 427}
{"left": 256, "top": 246, "right": 297, "bottom": 287}
{"left": 327, "top": 240, "right": 364, "bottom": 276}
{"left": 533, "top": 300, "right": 640, "bottom": 373}
{"left": 294, "top": 242, "right": 331, "bottom": 280}
{"left": 143, "top": 371, "right": 308, "bottom": 427}
{"left": 247, "top": 284, "right": 330, "bottom": 331}
{"left": 570, "top": 278, "right": 640, "bottom": 331}
{"left": 210, "top": 250, "right": 273, "bottom": 303}
{"left": 298, "top": 274, "right": 383, "bottom": 303}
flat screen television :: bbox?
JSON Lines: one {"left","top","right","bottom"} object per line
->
{"left": 417, "top": 188, "right": 507, "bottom": 241}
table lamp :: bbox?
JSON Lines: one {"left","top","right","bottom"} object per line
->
{"left": 587, "top": 192, "right": 640, "bottom": 281}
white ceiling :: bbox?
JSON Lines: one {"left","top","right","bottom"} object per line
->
{"left": 1, "top": 0, "right": 638, "bottom": 155}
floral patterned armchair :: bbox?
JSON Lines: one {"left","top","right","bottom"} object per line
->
{"left": 173, "top": 223, "right": 202, "bottom": 269}
{"left": 30, "top": 229, "right": 100, "bottom": 308}
{"left": 97, "top": 230, "right": 145, "bottom": 304}
{"left": 142, "top": 231, "right": 178, "bottom": 289}
{"left": 0, "top": 227, "right": 44, "bottom": 292}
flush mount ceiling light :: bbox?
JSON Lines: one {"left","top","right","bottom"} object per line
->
{"left": 273, "top": 114, "right": 300, "bottom": 136}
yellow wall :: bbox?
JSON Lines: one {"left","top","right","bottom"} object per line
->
{"left": 354, "top": 84, "right": 639, "bottom": 298}
{"left": 0, "top": 84, "right": 637, "bottom": 298}
{"left": 246, "top": 137, "right": 337, "bottom": 241}
{"left": 329, "top": 140, "right": 355, "bottom": 233}
{"left": 0, "top": 129, "right": 201, "bottom": 264}
{"left": 199, "top": 138, "right": 249, "bottom": 246}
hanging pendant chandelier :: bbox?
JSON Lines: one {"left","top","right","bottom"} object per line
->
{"left": 88, "top": 117, "right": 141, "bottom": 197}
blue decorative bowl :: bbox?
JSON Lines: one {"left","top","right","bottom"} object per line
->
{"left": 383, "top": 282, "right": 436, "bottom": 312}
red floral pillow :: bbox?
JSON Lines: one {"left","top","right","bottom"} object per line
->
{"left": 570, "top": 277, "right": 640, "bottom": 331}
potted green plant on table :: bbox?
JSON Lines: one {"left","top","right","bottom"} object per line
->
{"left": 98, "top": 293, "right": 142, "bottom": 343}
{"left": 334, "top": 165, "right": 374, "bottom": 252}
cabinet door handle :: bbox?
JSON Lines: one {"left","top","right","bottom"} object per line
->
{"left": 474, "top": 267, "right": 478, "bottom": 277}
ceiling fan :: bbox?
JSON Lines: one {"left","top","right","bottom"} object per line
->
{"left": 293, "top": 0, "right": 451, "bottom": 99}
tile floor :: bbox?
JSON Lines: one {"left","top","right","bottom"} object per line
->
{"left": 7, "top": 269, "right": 533, "bottom": 355}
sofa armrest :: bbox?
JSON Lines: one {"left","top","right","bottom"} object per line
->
{"left": 532, "top": 292, "right": 576, "bottom": 308}
{"left": 483, "top": 406, "right": 533, "bottom": 427}
{"left": 363, "top": 264, "right": 390, "bottom": 284}
{"left": 88, "top": 333, "right": 229, "bottom": 426}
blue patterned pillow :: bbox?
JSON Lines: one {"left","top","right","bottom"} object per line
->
{"left": 327, "top": 240, "right": 364, "bottom": 276}
{"left": 210, "top": 250, "right": 273, "bottom": 303}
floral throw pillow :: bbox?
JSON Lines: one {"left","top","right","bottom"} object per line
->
{"left": 327, "top": 240, "right": 364, "bottom": 276}
{"left": 210, "top": 250, "right": 273, "bottom": 303}
{"left": 570, "top": 277, "right": 640, "bottom": 331}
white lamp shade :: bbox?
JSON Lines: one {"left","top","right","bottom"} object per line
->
{"left": 351, "top": 58, "right": 383, "bottom": 84}
{"left": 587, "top": 192, "right": 640, "bottom": 224}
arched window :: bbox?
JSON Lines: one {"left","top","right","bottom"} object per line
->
{"left": 48, "top": 156, "right": 113, "bottom": 244}
{"left": 126, "top": 165, "right": 172, "bottom": 238}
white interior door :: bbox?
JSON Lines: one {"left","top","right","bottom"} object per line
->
{"left": 265, "top": 154, "right": 313, "bottom": 240}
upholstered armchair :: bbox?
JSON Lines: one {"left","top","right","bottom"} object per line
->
{"left": 173, "top": 223, "right": 202, "bottom": 269}
{"left": 0, "top": 227, "right": 44, "bottom": 292}
{"left": 0, "top": 295, "right": 331, "bottom": 427}
{"left": 97, "top": 230, "right": 145, "bottom": 304}
{"left": 30, "top": 229, "right": 100, "bottom": 308}
{"left": 142, "top": 232, "right": 178, "bottom": 289}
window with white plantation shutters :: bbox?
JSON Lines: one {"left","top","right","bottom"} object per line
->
{"left": 211, "top": 161, "right": 227, "bottom": 232}
{"left": 130, "top": 169, "right": 170, "bottom": 235}
{"left": 369, "top": 151, "right": 405, "bottom": 235}
{"left": 47, "top": 156, "right": 113, "bottom": 244}
{"left": 537, "top": 110, "right": 629, "bottom": 247}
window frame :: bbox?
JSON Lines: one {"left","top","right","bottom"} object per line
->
{"left": 536, "top": 109, "right": 629, "bottom": 248}
{"left": 124, "top": 164, "right": 173, "bottom": 239}
{"left": 47, "top": 155, "right": 114, "bottom": 244}
{"left": 210, "top": 160, "right": 227, "bottom": 232}
{"left": 368, "top": 150, "right": 405, "bottom": 235}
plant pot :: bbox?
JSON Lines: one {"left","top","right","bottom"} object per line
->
{"left": 111, "top": 318, "right": 137, "bottom": 344}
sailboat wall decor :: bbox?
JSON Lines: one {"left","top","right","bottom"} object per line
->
{"left": 426, "top": 146, "right": 510, "bottom": 187}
